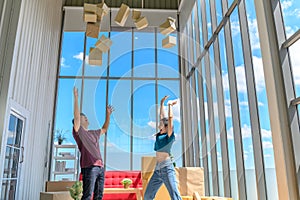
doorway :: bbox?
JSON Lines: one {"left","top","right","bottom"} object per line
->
{"left": 1, "top": 112, "right": 25, "bottom": 200}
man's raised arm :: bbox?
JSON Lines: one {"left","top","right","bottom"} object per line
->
{"left": 73, "top": 87, "right": 80, "bottom": 132}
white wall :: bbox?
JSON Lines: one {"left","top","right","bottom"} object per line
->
{"left": 0, "top": 0, "right": 63, "bottom": 199}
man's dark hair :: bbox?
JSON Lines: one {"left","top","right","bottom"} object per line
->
{"left": 72, "top": 113, "right": 86, "bottom": 124}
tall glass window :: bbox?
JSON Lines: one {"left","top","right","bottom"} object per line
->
{"left": 53, "top": 27, "right": 181, "bottom": 173}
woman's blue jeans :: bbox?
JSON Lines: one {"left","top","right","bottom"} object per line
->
{"left": 144, "top": 160, "right": 182, "bottom": 200}
{"left": 81, "top": 166, "right": 105, "bottom": 200}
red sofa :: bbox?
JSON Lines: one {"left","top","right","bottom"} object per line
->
{"left": 80, "top": 170, "right": 142, "bottom": 200}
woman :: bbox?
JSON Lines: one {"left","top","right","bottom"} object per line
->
{"left": 144, "top": 95, "right": 182, "bottom": 200}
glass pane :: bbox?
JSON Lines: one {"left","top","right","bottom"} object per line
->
{"left": 290, "top": 39, "right": 300, "bottom": 97}
{"left": 59, "top": 32, "right": 85, "bottom": 76}
{"left": 132, "top": 80, "right": 156, "bottom": 170}
{"left": 1, "top": 179, "right": 17, "bottom": 200}
{"left": 216, "top": 0, "right": 223, "bottom": 25}
{"left": 110, "top": 30, "right": 132, "bottom": 77}
{"left": 245, "top": 0, "right": 278, "bottom": 199}
{"left": 54, "top": 78, "right": 82, "bottom": 144}
{"left": 280, "top": 0, "right": 300, "bottom": 37}
{"left": 4, "top": 147, "right": 20, "bottom": 179}
{"left": 7, "top": 115, "right": 23, "bottom": 147}
{"left": 134, "top": 29, "right": 155, "bottom": 77}
{"left": 107, "top": 80, "right": 131, "bottom": 170}
{"left": 205, "top": 0, "right": 212, "bottom": 39}
{"left": 85, "top": 32, "right": 109, "bottom": 76}
{"left": 157, "top": 33, "right": 179, "bottom": 78}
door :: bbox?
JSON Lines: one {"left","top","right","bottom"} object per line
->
{"left": 1, "top": 112, "right": 25, "bottom": 200}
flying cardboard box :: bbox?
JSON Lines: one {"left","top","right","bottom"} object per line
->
{"left": 114, "top": 3, "right": 130, "bottom": 26}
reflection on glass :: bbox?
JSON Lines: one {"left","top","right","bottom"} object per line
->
{"left": 110, "top": 30, "right": 132, "bottom": 77}
{"left": 107, "top": 80, "right": 131, "bottom": 170}
{"left": 134, "top": 30, "right": 155, "bottom": 77}
{"left": 1, "top": 180, "right": 17, "bottom": 200}
{"left": 59, "top": 32, "right": 85, "bottom": 76}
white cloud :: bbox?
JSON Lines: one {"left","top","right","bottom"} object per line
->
{"left": 263, "top": 141, "right": 273, "bottom": 149}
{"left": 281, "top": 0, "right": 293, "bottom": 10}
{"left": 261, "top": 129, "right": 272, "bottom": 138}
{"left": 264, "top": 154, "right": 272, "bottom": 158}
{"left": 60, "top": 57, "right": 70, "bottom": 68}
{"left": 73, "top": 52, "right": 84, "bottom": 61}
{"left": 247, "top": 18, "right": 260, "bottom": 50}
{"left": 227, "top": 124, "right": 272, "bottom": 140}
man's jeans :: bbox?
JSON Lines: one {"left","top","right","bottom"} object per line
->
{"left": 144, "top": 159, "right": 182, "bottom": 200}
{"left": 81, "top": 166, "right": 105, "bottom": 200}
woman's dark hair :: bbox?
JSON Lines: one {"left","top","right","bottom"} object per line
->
{"left": 161, "top": 117, "right": 168, "bottom": 127}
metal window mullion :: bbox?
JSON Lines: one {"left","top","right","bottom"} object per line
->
{"left": 209, "top": 0, "right": 231, "bottom": 196}
{"left": 221, "top": 0, "right": 247, "bottom": 199}
{"left": 190, "top": 70, "right": 198, "bottom": 166}
{"left": 282, "top": 29, "right": 300, "bottom": 48}
{"left": 130, "top": 28, "right": 134, "bottom": 170}
{"left": 237, "top": 0, "right": 268, "bottom": 199}
{"left": 104, "top": 30, "right": 112, "bottom": 170}
{"left": 189, "top": 10, "right": 197, "bottom": 167}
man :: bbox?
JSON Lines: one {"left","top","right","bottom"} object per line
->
{"left": 72, "top": 87, "right": 114, "bottom": 200}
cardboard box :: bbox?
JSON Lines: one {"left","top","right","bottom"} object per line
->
{"left": 86, "top": 22, "right": 100, "bottom": 38}
{"left": 40, "top": 192, "right": 72, "bottom": 200}
{"left": 132, "top": 9, "right": 141, "bottom": 22}
{"left": 193, "top": 192, "right": 202, "bottom": 200}
{"left": 84, "top": 3, "right": 97, "bottom": 14}
{"left": 162, "top": 35, "right": 177, "bottom": 48}
{"left": 181, "top": 196, "right": 193, "bottom": 200}
{"left": 46, "top": 181, "right": 75, "bottom": 192}
{"left": 96, "top": 2, "right": 109, "bottom": 21}
{"left": 89, "top": 47, "right": 102, "bottom": 66}
{"left": 95, "top": 35, "right": 112, "bottom": 53}
{"left": 159, "top": 17, "right": 176, "bottom": 35}
{"left": 84, "top": 13, "right": 97, "bottom": 22}
{"left": 135, "top": 16, "right": 148, "bottom": 30}
{"left": 114, "top": 3, "right": 130, "bottom": 26}
{"left": 175, "top": 167, "right": 204, "bottom": 196}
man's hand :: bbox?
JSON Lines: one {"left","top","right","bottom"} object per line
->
{"left": 106, "top": 105, "right": 114, "bottom": 115}
{"left": 73, "top": 87, "right": 78, "bottom": 98}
